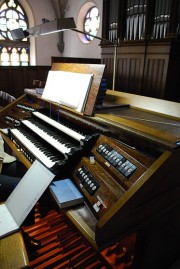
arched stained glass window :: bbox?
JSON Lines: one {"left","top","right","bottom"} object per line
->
{"left": 83, "top": 6, "right": 100, "bottom": 41}
{"left": 0, "top": 0, "right": 29, "bottom": 66}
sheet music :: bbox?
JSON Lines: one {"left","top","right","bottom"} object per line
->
{"left": 0, "top": 160, "right": 55, "bottom": 238}
{"left": 42, "top": 70, "right": 93, "bottom": 112}
{"left": 0, "top": 204, "right": 19, "bottom": 236}
{"left": 6, "top": 160, "right": 55, "bottom": 227}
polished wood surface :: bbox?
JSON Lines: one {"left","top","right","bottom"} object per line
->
{"left": 0, "top": 232, "right": 29, "bottom": 269}
{"left": 104, "top": 90, "right": 180, "bottom": 118}
{"left": 94, "top": 90, "right": 180, "bottom": 150}
{"left": 0, "top": 66, "right": 50, "bottom": 98}
{"left": 95, "top": 110, "right": 179, "bottom": 148}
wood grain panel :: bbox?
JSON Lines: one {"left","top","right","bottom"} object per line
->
{"left": 143, "top": 58, "right": 165, "bottom": 98}
{"left": 11, "top": 68, "right": 26, "bottom": 97}
{"left": 102, "top": 45, "right": 145, "bottom": 93}
{"left": 0, "top": 68, "right": 11, "bottom": 94}
{"left": 101, "top": 40, "right": 180, "bottom": 102}
{"left": 0, "top": 66, "right": 50, "bottom": 98}
{"left": 101, "top": 57, "right": 114, "bottom": 87}
{"left": 116, "top": 57, "right": 142, "bottom": 94}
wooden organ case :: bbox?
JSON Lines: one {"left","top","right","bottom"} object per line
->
{"left": 0, "top": 64, "right": 180, "bottom": 269}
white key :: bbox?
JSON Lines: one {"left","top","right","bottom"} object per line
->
{"left": 10, "top": 129, "right": 55, "bottom": 168}
{"left": 22, "top": 120, "right": 71, "bottom": 155}
{"left": 33, "top": 111, "right": 85, "bottom": 141}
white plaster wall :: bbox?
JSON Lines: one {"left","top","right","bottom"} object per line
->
{"left": 17, "top": 0, "right": 103, "bottom": 65}
{"left": 27, "top": 0, "right": 60, "bottom": 66}
{"left": 63, "top": 0, "right": 103, "bottom": 59}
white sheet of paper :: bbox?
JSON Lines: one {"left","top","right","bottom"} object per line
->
{"left": 42, "top": 70, "right": 93, "bottom": 112}
{"left": 0, "top": 204, "right": 19, "bottom": 236}
{"left": 0, "top": 160, "right": 55, "bottom": 238}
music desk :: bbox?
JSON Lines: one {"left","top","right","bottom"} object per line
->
{"left": 0, "top": 159, "right": 29, "bottom": 269}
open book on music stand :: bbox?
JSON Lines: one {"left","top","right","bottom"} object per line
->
{"left": 50, "top": 62, "right": 106, "bottom": 116}
{"left": 42, "top": 70, "right": 94, "bottom": 113}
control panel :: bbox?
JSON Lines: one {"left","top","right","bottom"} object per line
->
{"left": 76, "top": 165, "right": 100, "bottom": 195}
{"left": 91, "top": 135, "right": 149, "bottom": 190}
{"left": 72, "top": 134, "right": 153, "bottom": 219}
{"left": 96, "top": 143, "right": 137, "bottom": 179}
{"left": 73, "top": 156, "right": 125, "bottom": 219}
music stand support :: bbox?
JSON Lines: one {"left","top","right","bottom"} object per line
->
{"left": 71, "top": 28, "right": 119, "bottom": 91}
{"left": 10, "top": 18, "right": 119, "bottom": 91}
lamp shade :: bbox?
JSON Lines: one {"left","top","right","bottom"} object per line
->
{"left": 11, "top": 17, "right": 76, "bottom": 41}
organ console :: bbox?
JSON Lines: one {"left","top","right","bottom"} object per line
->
{"left": 0, "top": 63, "right": 180, "bottom": 269}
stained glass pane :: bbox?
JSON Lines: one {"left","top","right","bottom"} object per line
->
{"left": 90, "top": 8, "right": 98, "bottom": 17}
{"left": 0, "top": 36, "right": 5, "bottom": 40}
{"left": 8, "top": 0, "right": 16, "bottom": 8}
{"left": 0, "top": 11, "right": 6, "bottom": 16}
{"left": 17, "top": 5, "right": 23, "bottom": 14}
{"left": 7, "top": 9, "right": 18, "bottom": 19}
{"left": 0, "top": 3, "right": 7, "bottom": 12}
{"left": 83, "top": 6, "right": 100, "bottom": 42}
{"left": 0, "top": 1, "right": 27, "bottom": 37}
{"left": 1, "top": 32, "right": 7, "bottom": 38}
{"left": 7, "top": 31, "right": 12, "bottom": 39}
{"left": 84, "top": 24, "right": 90, "bottom": 32}
{"left": 0, "top": 18, "right": 7, "bottom": 31}
{"left": 9, "top": 19, "right": 19, "bottom": 30}
{"left": 20, "top": 48, "right": 28, "bottom": 61}
{"left": 19, "top": 13, "right": 24, "bottom": 19}
{"left": 19, "top": 19, "right": 27, "bottom": 29}
{"left": 0, "top": 0, "right": 29, "bottom": 66}
{"left": 1, "top": 47, "right": 10, "bottom": 66}
{"left": 11, "top": 47, "right": 20, "bottom": 65}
